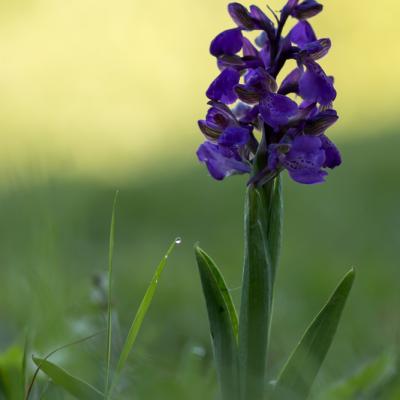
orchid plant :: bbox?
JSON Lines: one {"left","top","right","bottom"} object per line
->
{"left": 195, "top": 2, "right": 355, "bottom": 399}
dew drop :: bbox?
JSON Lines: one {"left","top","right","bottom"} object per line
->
{"left": 175, "top": 237, "right": 182, "bottom": 245}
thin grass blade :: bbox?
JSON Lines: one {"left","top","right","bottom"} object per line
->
{"left": 320, "top": 352, "right": 397, "bottom": 400}
{"left": 195, "top": 246, "right": 239, "bottom": 400}
{"left": 111, "top": 238, "right": 179, "bottom": 391}
{"left": 105, "top": 190, "right": 119, "bottom": 395}
{"left": 273, "top": 268, "right": 356, "bottom": 400}
{"left": 32, "top": 358, "right": 103, "bottom": 400}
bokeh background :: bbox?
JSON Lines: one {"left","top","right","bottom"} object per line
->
{"left": 0, "top": 0, "right": 399, "bottom": 398}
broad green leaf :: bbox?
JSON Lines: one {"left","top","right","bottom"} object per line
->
{"left": 32, "top": 357, "right": 103, "bottom": 400}
{"left": 320, "top": 352, "right": 397, "bottom": 400}
{"left": 195, "top": 246, "right": 239, "bottom": 400}
{"left": 110, "top": 238, "right": 179, "bottom": 393}
{"left": 105, "top": 190, "right": 119, "bottom": 395}
{"left": 239, "top": 185, "right": 274, "bottom": 400}
{"left": 273, "top": 268, "right": 356, "bottom": 400}
{"left": 196, "top": 246, "right": 238, "bottom": 339}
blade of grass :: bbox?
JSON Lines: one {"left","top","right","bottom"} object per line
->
{"left": 25, "top": 331, "right": 103, "bottom": 400}
{"left": 105, "top": 190, "right": 119, "bottom": 396}
{"left": 109, "top": 238, "right": 179, "bottom": 394}
{"left": 22, "top": 331, "right": 31, "bottom": 394}
{"left": 32, "top": 357, "right": 103, "bottom": 400}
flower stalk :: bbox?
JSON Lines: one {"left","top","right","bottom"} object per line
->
{"left": 195, "top": 2, "right": 354, "bottom": 400}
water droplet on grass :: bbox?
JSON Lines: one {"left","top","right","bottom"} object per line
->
{"left": 175, "top": 237, "right": 182, "bottom": 244}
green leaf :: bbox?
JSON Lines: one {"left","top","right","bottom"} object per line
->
{"left": 239, "top": 184, "right": 276, "bottom": 400}
{"left": 273, "top": 268, "right": 356, "bottom": 400}
{"left": 0, "top": 346, "right": 24, "bottom": 400}
{"left": 26, "top": 332, "right": 102, "bottom": 400}
{"left": 32, "top": 357, "right": 103, "bottom": 400}
{"left": 195, "top": 245, "right": 239, "bottom": 400}
{"left": 110, "top": 238, "right": 179, "bottom": 393}
{"left": 105, "top": 190, "right": 119, "bottom": 395}
{"left": 320, "top": 352, "right": 397, "bottom": 400}
{"left": 265, "top": 175, "right": 283, "bottom": 277}
{"left": 22, "top": 332, "right": 31, "bottom": 394}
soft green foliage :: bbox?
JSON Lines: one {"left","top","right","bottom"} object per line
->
{"left": 273, "top": 269, "right": 355, "bottom": 399}
{"left": 31, "top": 236, "right": 178, "bottom": 398}
{"left": 195, "top": 246, "right": 239, "bottom": 400}
{"left": 0, "top": 346, "right": 24, "bottom": 400}
{"left": 320, "top": 352, "right": 398, "bottom": 400}
{"left": 32, "top": 358, "right": 103, "bottom": 400}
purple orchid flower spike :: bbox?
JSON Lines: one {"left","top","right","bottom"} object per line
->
{"left": 197, "top": 1, "right": 341, "bottom": 184}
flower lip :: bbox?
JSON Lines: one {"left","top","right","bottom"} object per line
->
{"left": 218, "top": 126, "right": 251, "bottom": 147}
{"left": 259, "top": 92, "right": 299, "bottom": 128}
{"left": 210, "top": 28, "right": 243, "bottom": 57}
{"left": 197, "top": 141, "right": 251, "bottom": 180}
{"left": 299, "top": 59, "right": 337, "bottom": 105}
{"left": 290, "top": 20, "right": 317, "bottom": 47}
{"left": 206, "top": 68, "right": 241, "bottom": 104}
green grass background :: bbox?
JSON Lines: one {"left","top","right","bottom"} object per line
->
{"left": 0, "top": 130, "right": 399, "bottom": 398}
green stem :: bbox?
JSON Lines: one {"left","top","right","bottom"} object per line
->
{"left": 239, "top": 176, "right": 283, "bottom": 400}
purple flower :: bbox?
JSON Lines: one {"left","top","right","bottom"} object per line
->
{"left": 197, "top": 1, "right": 340, "bottom": 185}
{"left": 290, "top": 21, "right": 317, "bottom": 47}
{"left": 259, "top": 93, "right": 298, "bottom": 128}
{"left": 299, "top": 60, "right": 337, "bottom": 105}
{"left": 218, "top": 126, "right": 251, "bottom": 147}
{"left": 198, "top": 103, "right": 237, "bottom": 140}
{"left": 197, "top": 142, "right": 251, "bottom": 180}
{"left": 235, "top": 67, "right": 277, "bottom": 104}
{"left": 206, "top": 68, "right": 241, "bottom": 104}
{"left": 271, "top": 135, "right": 327, "bottom": 184}
{"left": 210, "top": 28, "right": 243, "bottom": 57}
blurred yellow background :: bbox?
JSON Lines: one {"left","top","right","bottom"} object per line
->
{"left": 0, "top": 0, "right": 398, "bottom": 179}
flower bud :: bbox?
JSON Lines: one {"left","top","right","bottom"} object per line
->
{"left": 292, "top": 0, "right": 323, "bottom": 20}
{"left": 228, "top": 3, "right": 256, "bottom": 30}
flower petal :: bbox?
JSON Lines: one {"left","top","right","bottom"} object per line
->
{"left": 249, "top": 5, "right": 275, "bottom": 33}
{"left": 288, "top": 168, "right": 327, "bottom": 184}
{"left": 290, "top": 21, "right": 317, "bottom": 47}
{"left": 304, "top": 109, "right": 339, "bottom": 135}
{"left": 259, "top": 93, "right": 299, "bottom": 128}
{"left": 321, "top": 134, "right": 342, "bottom": 168}
{"left": 197, "top": 142, "right": 251, "bottom": 180}
{"left": 299, "top": 60, "right": 337, "bottom": 105}
{"left": 228, "top": 3, "right": 256, "bottom": 30}
{"left": 218, "top": 126, "right": 251, "bottom": 147}
{"left": 278, "top": 68, "right": 302, "bottom": 95}
{"left": 282, "top": 135, "right": 327, "bottom": 184}
{"left": 210, "top": 28, "right": 243, "bottom": 57}
{"left": 206, "top": 68, "right": 241, "bottom": 104}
